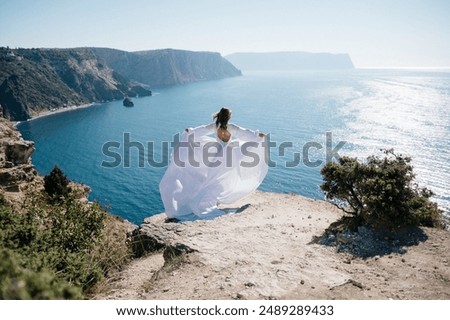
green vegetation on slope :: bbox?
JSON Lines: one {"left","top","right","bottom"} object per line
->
{"left": 0, "top": 167, "right": 132, "bottom": 299}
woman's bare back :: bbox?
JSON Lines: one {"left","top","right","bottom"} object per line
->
{"left": 217, "top": 128, "right": 231, "bottom": 143}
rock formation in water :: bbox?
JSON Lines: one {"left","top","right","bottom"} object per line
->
{"left": 0, "top": 47, "right": 151, "bottom": 121}
{"left": 123, "top": 97, "right": 134, "bottom": 107}
{"left": 226, "top": 51, "right": 355, "bottom": 70}
{"left": 91, "top": 48, "right": 242, "bottom": 87}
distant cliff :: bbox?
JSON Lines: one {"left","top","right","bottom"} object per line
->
{"left": 226, "top": 52, "right": 354, "bottom": 71}
{"left": 0, "top": 47, "right": 151, "bottom": 121}
{"left": 91, "top": 48, "right": 242, "bottom": 87}
{"left": 0, "top": 47, "right": 241, "bottom": 121}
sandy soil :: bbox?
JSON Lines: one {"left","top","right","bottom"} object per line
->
{"left": 97, "top": 191, "right": 450, "bottom": 300}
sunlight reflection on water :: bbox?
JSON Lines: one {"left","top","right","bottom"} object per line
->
{"left": 338, "top": 75, "right": 450, "bottom": 216}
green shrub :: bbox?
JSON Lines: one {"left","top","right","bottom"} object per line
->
{"left": 320, "top": 149, "right": 443, "bottom": 230}
{"left": 0, "top": 190, "right": 111, "bottom": 298}
{"left": 0, "top": 249, "right": 82, "bottom": 299}
{"left": 44, "top": 165, "right": 71, "bottom": 201}
{"left": 1, "top": 162, "right": 133, "bottom": 299}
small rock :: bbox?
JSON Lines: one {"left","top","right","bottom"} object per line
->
{"left": 244, "top": 282, "right": 255, "bottom": 288}
{"left": 337, "top": 234, "right": 351, "bottom": 244}
{"left": 4, "top": 161, "right": 14, "bottom": 168}
{"left": 349, "top": 279, "right": 364, "bottom": 289}
{"left": 401, "top": 258, "right": 406, "bottom": 263}
{"left": 236, "top": 293, "right": 245, "bottom": 300}
{"left": 307, "top": 215, "right": 312, "bottom": 219}
{"left": 300, "top": 280, "right": 305, "bottom": 285}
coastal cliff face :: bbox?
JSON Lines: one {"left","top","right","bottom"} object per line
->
{"left": 0, "top": 49, "right": 87, "bottom": 121}
{"left": 0, "top": 47, "right": 151, "bottom": 121}
{"left": 92, "top": 48, "right": 242, "bottom": 87}
{"left": 0, "top": 47, "right": 241, "bottom": 121}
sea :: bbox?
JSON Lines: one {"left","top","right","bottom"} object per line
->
{"left": 17, "top": 69, "right": 450, "bottom": 225}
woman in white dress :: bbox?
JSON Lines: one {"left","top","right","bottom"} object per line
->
{"left": 159, "top": 107, "right": 268, "bottom": 219}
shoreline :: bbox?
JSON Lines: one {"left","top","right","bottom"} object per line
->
{"left": 30, "top": 102, "right": 96, "bottom": 120}
{"left": 14, "top": 103, "right": 96, "bottom": 126}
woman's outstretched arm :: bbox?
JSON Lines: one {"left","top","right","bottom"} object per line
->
{"left": 228, "top": 124, "right": 265, "bottom": 141}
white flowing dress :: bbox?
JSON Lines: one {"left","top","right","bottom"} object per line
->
{"left": 159, "top": 123, "right": 268, "bottom": 218}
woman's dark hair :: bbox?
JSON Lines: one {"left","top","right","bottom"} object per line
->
{"left": 213, "top": 107, "right": 232, "bottom": 129}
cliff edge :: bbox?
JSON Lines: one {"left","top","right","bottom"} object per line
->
{"left": 99, "top": 191, "right": 450, "bottom": 300}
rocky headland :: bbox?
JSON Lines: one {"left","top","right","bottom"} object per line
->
{"left": 0, "top": 47, "right": 241, "bottom": 121}
{"left": 91, "top": 48, "right": 242, "bottom": 87}
{"left": 0, "top": 47, "right": 152, "bottom": 121}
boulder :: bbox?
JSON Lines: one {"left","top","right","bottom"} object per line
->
{"left": 0, "top": 118, "right": 37, "bottom": 191}
{"left": 5, "top": 140, "right": 35, "bottom": 164}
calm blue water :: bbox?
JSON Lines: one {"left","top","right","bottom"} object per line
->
{"left": 17, "top": 69, "right": 450, "bottom": 224}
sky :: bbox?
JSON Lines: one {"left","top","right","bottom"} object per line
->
{"left": 1, "top": 0, "right": 449, "bottom": 68}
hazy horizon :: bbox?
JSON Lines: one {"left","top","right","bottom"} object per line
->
{"left": 1, "top": 0, "right": 449, "bottom": 68}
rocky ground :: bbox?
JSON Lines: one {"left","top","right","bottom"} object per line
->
{"left": 97, "top": 191, "right": 450, "bottom": 300}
